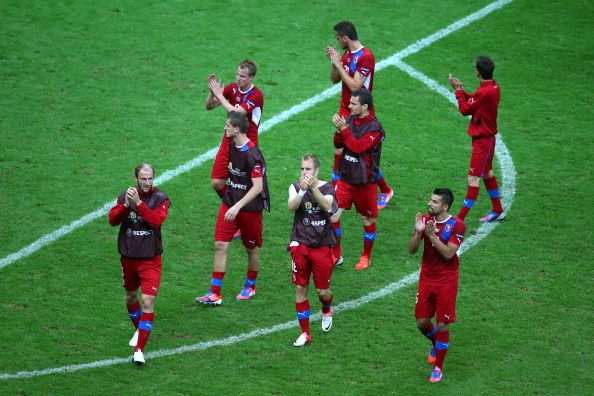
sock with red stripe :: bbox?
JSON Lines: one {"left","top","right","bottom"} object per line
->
{"left": 135, "top": 312, "right": 154, "bottom": 352}
{"left": 363, "top": 223, "right": 376, "bottom": 258}
{"left": 483, "top": 176, "right": 504, "bottom": 213}
{"left": 126, "top": 300, "right": 141, "bottom": 329}
{"left": 435, "top": 329, "right": 450, "bottom": 370}
{"left": 210, "top": 271, "right": 225, "bottom": 295}
{"left": 295, "top": 300, "right": 311, "bottom": 335}
{"left": 331, "top": 221, "right": 342, "bottom": 258}
{"left": 457, "top": 185, "right": 479, "bottom": 220}
{"left": 319, "top": 293, "right": 333, "bottom": 314}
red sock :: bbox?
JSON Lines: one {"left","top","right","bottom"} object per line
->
{"left": 210, "top": 271, "right": 225, "bottom": 295}
{"left": 483, "top": 176, "right": 504, "bottom": 213}
{"left": 245, "top": 270, "right": 258, "bottom": 288}
{"left": 135, "top": 312, "right": 155, "bottom": 352}
{"left": 435, "top": 329, "right": 450, "bottom": 370}
{"left": 377, "top": 175, "right": 392, "bottom": 194}
{"left": 331, "top": 221, "right": 342, "bottom": 258}
{"left": 126, "top": 300, "right": 141, "bottom": 329}
{"left": 457, "top": 185, "right": 479, "bottom": 220}
{"left": 363, "top": 223, "right": 376, "bottom": 258}
{"left": 319, "top": 293, "right": 333, "bottom": 314}
{"left": 295, "top": 300, "right": 311, "bottom": 335}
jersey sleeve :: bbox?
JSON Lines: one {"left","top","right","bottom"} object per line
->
{"left": 448, "top": 220, "right": 466, "bottom": 246}
{"left": 356, "top": 53, "right": 374, "bottom": 78}
{"left": 137, "top": 199, "right": 171, "bottom": 228}
{"left": 333, "top": 130, "right": 345, "bottom": 148}
{"left": 455, "top": 88, "right": 487, "bottom": 116}
{"left": 341, "top": 128, "right": 383, "bottom": 154}
{"left": 243, "top": 89, "right": 263, "bottom": 125}
{"left": 108, "top": 202, "right": 129, "bottom": 226}
{"left": 250, "top": 160, "right": 264, "bottom": 178}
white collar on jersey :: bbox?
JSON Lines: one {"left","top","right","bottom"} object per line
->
{"left": 434, "top": 214, "right": 452, "bottom": 224}
{"left": 238, "top": 84, "right": 254, "bottom": 94}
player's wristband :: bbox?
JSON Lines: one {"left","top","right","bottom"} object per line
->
{"left": 298, "top": 189, "right": 307, "bottom": 196}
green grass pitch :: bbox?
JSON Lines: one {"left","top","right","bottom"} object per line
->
{"left": 0, "top": 1, "right": 592, "bottom": 395}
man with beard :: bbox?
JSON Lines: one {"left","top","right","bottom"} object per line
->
{"left": 330, "top": 89, "right": 384, "bottom": 271}
{"left": 325, "top": 21, "right": 394, "bottom": 211}
{"left": 109, "top": 163, "right": 171, "bottom": 365}
{"left": 408, "top": 188, "right": 466, "bottom": 383}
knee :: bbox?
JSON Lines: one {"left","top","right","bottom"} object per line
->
{"left": 125, "top": 292, "right": 138, "bottom": 305}
{"left": 214, "top": 241, "right": 228, "bottom": 253}
{"left": 436, "top": 322, "right": 449, "bottom": 332}
{"left": 295, "top": 285, "right": 308, "bottom": 301}
{"left": 468, "top": 175, "right": 480, "bottom": 187}
{"left": 416, "top": 318, "right": 430, "bottom": 331}
{"left": 316, "top": 288, "right": 331, "bottom": 299}
{"left": 362, "top": 217, "right": 375, "bottom": 227}
{"left": 142, "top": 295, "right": 156, "bottom": 312}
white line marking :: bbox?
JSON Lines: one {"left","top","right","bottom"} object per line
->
{"left": 0, "top": 0, "right": 515, "bottom": 380}
{"left": 390, "top": 59, "right": 517, "bottom": 252}
{"left": 379, "top": 0, "right": 514, "bottom": 69}
{"left": 0, "top": 0, "right": 514, "bottom": 270}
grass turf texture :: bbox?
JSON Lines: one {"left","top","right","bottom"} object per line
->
{"left": 1, "top": 0, "right": 593, "bottom": 395}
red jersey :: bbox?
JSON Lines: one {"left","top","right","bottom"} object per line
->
{"left": 454, "top": 80, "right": 500, "bottom": 138}
{"left": 334, "top": 114, "right": 384, "bottom": 185}
{"left": 418, "top": 214, "right": 465, "bottom": 283}
{"left": 339, "top": 47, "right": 375, "bottom": 116}
{"left": 222, "top": 83, "right": 264, "bottom": 143}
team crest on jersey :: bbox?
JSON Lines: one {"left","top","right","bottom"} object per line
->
{"left": 445, "top": 223, "right": 452, "bottom": 232}
{"left": 305, "top": 202, "right": 312, "bottom": 210}
{"left": 128, "top": 211, "right": 143, "bottom": 225}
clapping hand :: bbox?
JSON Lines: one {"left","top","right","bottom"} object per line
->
{"left": 414, "top": 213, "right": 426, "bottom": 234}
{"left": 332, "top": 114, "right": 347, "bottom": 131}
{"left": 448, "top": 73, "right": 463, "bottom": 90}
